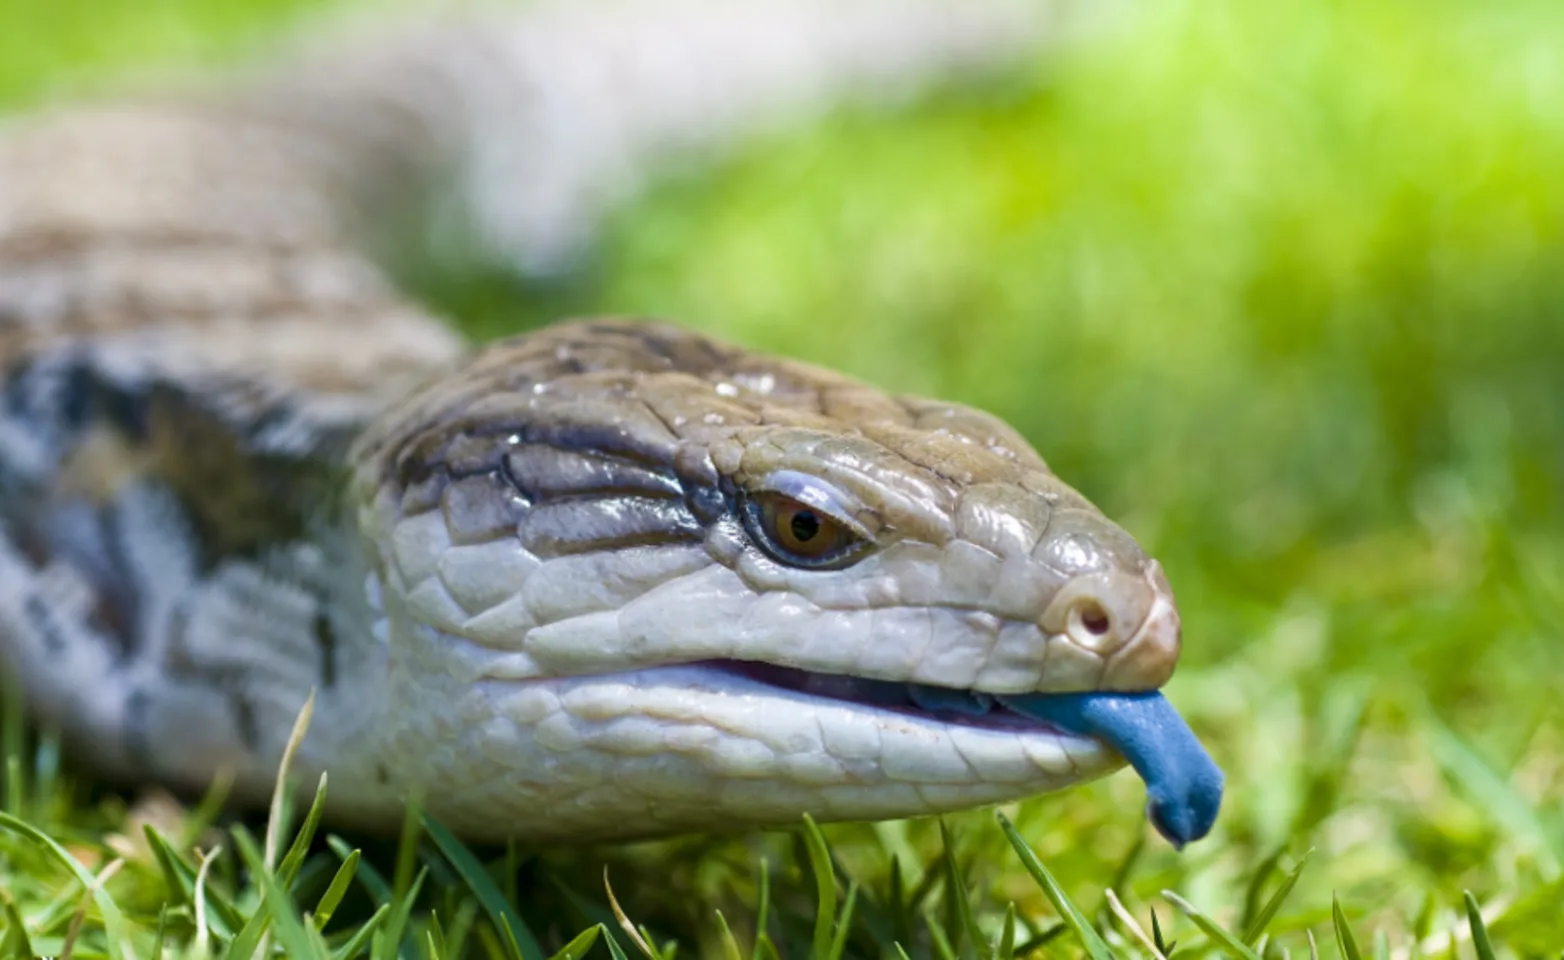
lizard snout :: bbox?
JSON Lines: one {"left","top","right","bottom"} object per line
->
{"left": 1039, "top": 560, "right": 1181, "bottom": 690}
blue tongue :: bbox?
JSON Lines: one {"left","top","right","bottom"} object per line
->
{"left": 995, "top": 691, "right": 1223, "bottom": 848}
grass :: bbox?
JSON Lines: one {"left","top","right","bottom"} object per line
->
{"left": 0, "top": 718, "right": 1533, "bottom": 957}
{"left": 3, "top": 0, "right": 1564, "bottom": 955}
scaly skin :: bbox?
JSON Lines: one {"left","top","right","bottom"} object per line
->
{"left": 0, "top": 0, "right": 1193, "bottom": 842}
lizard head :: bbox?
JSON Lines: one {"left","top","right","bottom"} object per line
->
{"left": 351, "top": 319, "right": 1216, "bottom": 844}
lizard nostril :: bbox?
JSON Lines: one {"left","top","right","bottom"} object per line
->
{"left": 1039, "top": 572, "right": 1152, "bottom": 655}
{"left": 1081, "top": 605, "right": 1111, "bottom": 636}
{"left": 1074, "top": 600, "right": 1112, "bottom": 639}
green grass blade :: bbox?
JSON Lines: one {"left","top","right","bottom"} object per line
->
{"left": 751, "top": 859, "right": 771, "bottom": 960}
{"left": 504, "top": 916, "right": 536, "bottom": 960}
{"left": 1238, "top": 847, "right": 1286, "bottom": 936}
{"left": 1, "top": 892, "right": 33, "bottom": 959}
{"left": 993, "top": 902, "right": 1017, "bottom": 960}
{"left": 938, "top": 820, "right": 983, "bottom": 959}
{"left": 995, "top": 813, "right": 1114, "bottom": 960}
{"left": 1331, "top": 896, "right": 1362, "bottom": 960}
{"left": 422, "top": 813, "right": 542, "bottom": 960}
{"left": 603, "top": 920, "right": 631, "bottom": 960}
{"left": 291, "top": 848, "right": 337, "bottom": 905}
{"left": 224, "top": 829, "right": 279, "bottom": 960}
{"left": 502, "top": 842, "right": 522, "bottom": 910}
{"left": 192, "top": 845, "right": 223, "bottom": 960}
{"left": 1013, "top": 925, "right": 1066, "bottom": 958}
{"left": 265, "top": 690, "right": 315, "bottom": 871}
{"left": 443, "top": 900, "right": 481, "bottom": 959}
{"left": 18, "top": 867, "right": 79, "bottom": 935}
{"left": 1411, "top": 892, "right": 1437, "bottom": 947}
{"left": 1462, "top": 893, "right": 1495, "bottom": 960}
{"left": 1426, "top": 714, "right": 1564, "bottom": 877}
{"left": 1487, "top": 872, "right": 1564, "bottom": 949}
{"left": 277, "top": 772, "right": 330, "bottom": 890}
{"left": 394, "top": 794, "right": 424, "bottom": 906}
{"left": 150, "top": 902, "right": 169, "bottom": 960}
{"left": 925, "top": 912, "right": 959, "bottom": 960}
{"left": 306, "top": 916, "right": 335, "bottom": 959}
{"left": 330, "top": 834, "right": 391, "bottom": 904}
{"left": 143, "top": 824, "right": 242, "bottom": 937}
{"left": 906, "top": 855, "right": 945, "bottom": 919}
{"left": 1163, "top": 890, "right": 1260, "bottom": 960}
{"left": 234, "top": 826, "right": 328, "bottom": 960}
{"left": 547, "top": 875, "right": 627, "bottom": 948}
{"left": 825, "top": 881, "right": 858, "bottom": 960}
{"left": 800, "top": 814, "right": 838, "bottom": 960}
{"left": 428, "top": 908, "right": 449, "bottom": 960}
{"left": 604, "top": 870, "right": 661, "bottom": 960}
{"left": 1095, "top": 835, "right": 1146, "bottom": 928}
{"left": 58, "top": 886, "right": 93, "bottom": 960}
{"left": 315, "top": 848, "right": 362, "bottom": 931}
{"left": 714, "top": 912, "right": 743, "bottom": 960}
{"left": 142, "top": 824, "right": 196, "bottom": 906}
{"left": 1240, "top": 849, "right": 1314, "bottom": 945}
{"left": 1290, "top": 687, "right": 1370, "bottom": 840}
{"left": 1148, "top": 908, "right": 1174, "bottom": 959}
{"left": 373, "top": 865, "right": 428, "bottom": 960}
{"left": 0, "top": 810, "right": 130, "bottom": 960}
{"left": 331, "top": 903, "right": 390, "bottom": 960}
{"left": 887, "top": 856, "right": 913, "bottom": 951}
{"left": 144, "top": 827, "right": 239, "bottom": 949}
{"left": 1104, "top": 890, "right": 1163, "bottom": 959}
{"left": 437, "top": 909, "right": 456, "bottom": 957}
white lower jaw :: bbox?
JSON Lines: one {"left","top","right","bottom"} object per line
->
{"left": 354, "top": 663, "right": 1124, "bottom": 844}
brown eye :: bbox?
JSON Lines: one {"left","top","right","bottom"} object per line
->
{"left": 766, "top": 496, "right": 833, "bottom": 555}
{"left": 740, "top": 490, "right": 873, "bottom": 569}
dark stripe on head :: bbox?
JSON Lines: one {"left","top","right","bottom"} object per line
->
{"left": 516, "top": 495, "right": 703, "bottom": 557}
{"left": 504, "top": 443, "right": 682, "bottom": 500}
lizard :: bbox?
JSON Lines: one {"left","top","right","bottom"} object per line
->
{"left": 0, "top": 0, "right": 1222, "bottom": 846}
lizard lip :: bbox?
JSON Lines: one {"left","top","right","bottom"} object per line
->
{"left": 700, "top": 660, "right": 1069, "bottom": 735}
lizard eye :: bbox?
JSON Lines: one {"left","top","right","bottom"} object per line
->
{"left": 740, "top": 472, "right": 874, "bottom": 569}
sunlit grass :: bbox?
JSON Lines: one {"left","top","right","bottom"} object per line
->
{"left": 0, "top": 718, "right": 1545, "bottom": 957}
{"left": 1, "top": 0, "right": 1562, "bottom": 954}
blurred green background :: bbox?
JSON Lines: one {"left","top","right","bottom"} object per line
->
{"left": 3, "top": 0, "right": 1563, "bottom": 950}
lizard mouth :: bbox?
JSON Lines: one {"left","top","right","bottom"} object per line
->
{"left": 705, "top": 660, "right": 1068, "bottom": 734}
{"left": 700, "top": 658, "right": 1224, "bottom": 848}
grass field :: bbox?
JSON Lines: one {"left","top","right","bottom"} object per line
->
{"left": 2, "top": 0, "right": 1563, "bottom": 955}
